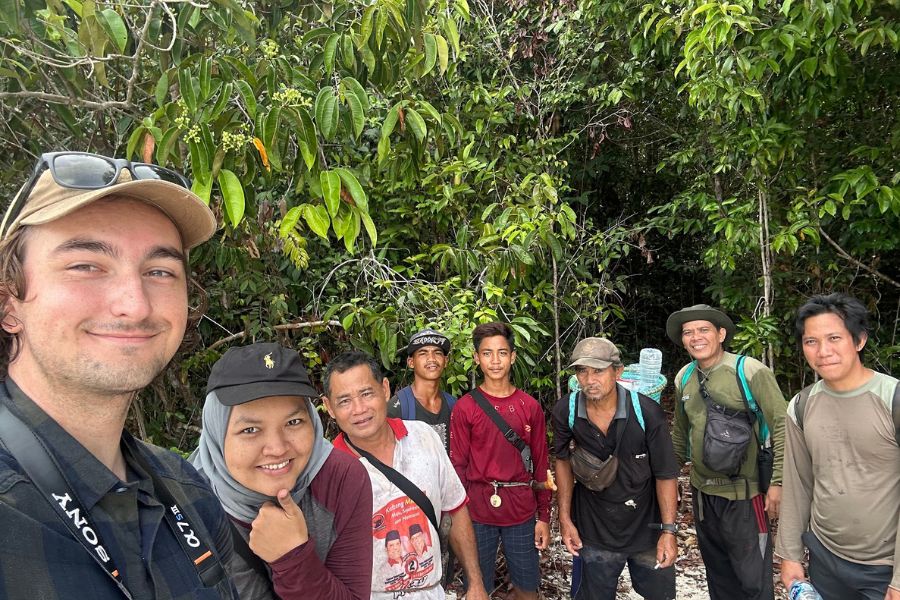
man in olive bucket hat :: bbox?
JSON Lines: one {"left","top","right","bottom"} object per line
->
{"left": 552, "top": 337, "right": 679, "bottom": 599}
{"left": 668, "top": 304, "right": 787, "bottom": 600}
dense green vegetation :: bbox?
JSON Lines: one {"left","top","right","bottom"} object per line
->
{"left": 1, "top": 0, "right": 898, "bottom": 447}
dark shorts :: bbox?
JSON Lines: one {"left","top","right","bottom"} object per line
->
{"left": 804, "top": 531, "right": 893, "bottom": 600}
{"left": 575, "top": 544, "right": 675, "bottom": 600}
{"left": 473, "top": 520, "right": 540, "bottom": 593}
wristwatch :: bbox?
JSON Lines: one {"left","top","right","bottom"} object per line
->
{"left": 649, "top": 522, "right": 678, "bottom": 534}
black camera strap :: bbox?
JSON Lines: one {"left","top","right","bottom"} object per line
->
{"left": 469, "top": 388, "right": 533, "bottom": 474}
{"left": 343, "top": 435, "right": 440, "bottom": 534}
{"left": 0, "top": 398, "right": 225, "bottom": 598}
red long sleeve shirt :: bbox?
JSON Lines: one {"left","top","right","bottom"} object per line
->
{"left": 449, "top": 387, "right": 551, "bottom": 525}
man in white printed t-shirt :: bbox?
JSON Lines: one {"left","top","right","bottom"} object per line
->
{"left": 324, "top": 350, "right": 489, "bottom": 600}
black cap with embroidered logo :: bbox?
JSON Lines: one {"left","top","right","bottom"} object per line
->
{"left": 206, "top": 342, "right": 318, "bottom": 406}
{"left": 400, "top": 328, "right": 451, "bottom": 356}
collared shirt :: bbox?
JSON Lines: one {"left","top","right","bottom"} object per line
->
{"left": 551, "top": 385, "right": 679, "bottom": 553}
{"left": 0, "top": 379, "right": 237, "bottom": 600}
{"left": 333, "top": 419, "right": 467, "bottom": 600}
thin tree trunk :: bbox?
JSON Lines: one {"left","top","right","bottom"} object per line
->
{"left": 758, "top": 185, "right": 774, "bottom": 367}
{"left": 552, "top": 252, "right": 562, "bottom": 401}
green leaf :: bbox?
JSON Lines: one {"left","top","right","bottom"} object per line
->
{"left": 126, "top": 127, "right": 145, "bottom": 161}
{"left": 423, "top": 33, "right": 438, "bottom": 75}
{"left": 345, "top": 89, "right": 365, "bottom": 139}
{"left": 263, "top": 106, "right": 281, "bottom": 149}
{"left": 295, "top": 108, "right": 318, "bottom": 170}
{"left": 279, "top": 206, "right": 302, "bottom": 237}
{"left": 302, "top": 203, "right": 331, "bottom": 240}
{"left": 157, "top": 128, "right": 179, "bottom": 165}
{"left": 382, "top": 103, "right": 400, "bottom": 139}
{"left": 99, "top": 8, "right": 127, "bottom": 53}
{"left": 343, "top": 210, "right": 361, "bottom": 252}
{"left": 360, "top": 209, "right": 377, "bottom": 247}
{"left": 405, "top": 108, "right": 427, "bottom": 143}
{"left": 235, "top": 79, "right": 256, "bottom": 119}
{"left": 358, "top": 6, "right": 375, "bottom": 48}
{"left": 320, "top": 170, "right": 341, "bottom": 217}
{"left": 155, "top": 72, "right": 169, "bottom": 109}
{"left": 435, "top": 34, "right": 449, "bottom": 75}
{"left": 342, "top": 77, "right": 370, "bottom": 111}
{"left": 377, "top": 135, "right": 390, "bottom": 166}
{"left": 315, "top": 87, "right": 339, "bottom": 140}
{"left": 191, "top": 175, "right": 212, "bottom": 205}
{"left": 178, "top": 68, "right": 197, "bottom": 112}
{"left": 324, "top": 33, "right": 339, "bottom": 74}
{"left": 217, "top": 169, "right": 245, "bottom": 227}
{"left": 341, "top": 312, "right": 354, "bottom": 331}
{"left": 443, "top": 16, "right": 460, "bottom": 56}
{"left": 334, "top": 167, "right": 368, "bottom": 212}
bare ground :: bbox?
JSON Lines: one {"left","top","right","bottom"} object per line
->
{"left": 447, "top": 473, "right": 787, "bottom": 599}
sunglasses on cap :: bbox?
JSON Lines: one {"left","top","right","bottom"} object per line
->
{"left": 1, "top": 151, "right": 192, "bottom": 237}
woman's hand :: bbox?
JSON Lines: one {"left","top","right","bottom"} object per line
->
{"left": 249, "top": 489, "right": 310, "bottom": 563}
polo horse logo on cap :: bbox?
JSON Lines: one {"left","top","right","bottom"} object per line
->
{"left": 264, "top": 353, "right": 275, "bottom": 369}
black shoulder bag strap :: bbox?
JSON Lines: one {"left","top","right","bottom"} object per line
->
{"left": 344, "top": 436, "right": 439, "bottom": 533}
{"left": 229, "top": 521, "right": 270, "bottom": 582}
{"left": 0, "top": 396, "right": 227, "bottom": 598}
{"left": 469, "top": 388, "right": 534, "bottom": 475}
{"left": 0, "top": 401, "right": 133, "bottom": 599}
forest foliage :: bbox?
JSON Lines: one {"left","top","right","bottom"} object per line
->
{"left": 1, "top": 0, "right": 898, "bottom": 447}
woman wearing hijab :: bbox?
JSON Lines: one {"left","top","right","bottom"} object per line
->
{"left": 191, "top": 342, "right": 372, "bottom": 600}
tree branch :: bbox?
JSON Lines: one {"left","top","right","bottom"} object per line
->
{"left": 207, "top": 320, "right": 343, "bottom": 351}
{"left": 820, "top": 228, "right": 900, "bottom": 289}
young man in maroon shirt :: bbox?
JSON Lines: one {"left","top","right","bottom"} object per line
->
{"left": 449, "top": 322, "right": 551, "bottom": 600}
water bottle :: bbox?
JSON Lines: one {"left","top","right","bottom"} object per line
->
{"left": 788, "top": 580, "right": 823, "bottom": 600}
{"left": 638, "top": 348, "right": 663, "bottom": 389}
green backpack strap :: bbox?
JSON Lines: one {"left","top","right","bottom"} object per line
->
{"left": 735, "top": 355, "right": 770, "bottom": 445}
{"left": 568, "top": 390, "right": 578, "bottom": 429}
{"left": 629, "top": 389, "right": 645, "bottom": 432}
{"left": 680, "top": 362, "right": 696, "bottom": 390}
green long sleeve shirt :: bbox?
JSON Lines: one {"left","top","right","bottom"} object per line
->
{"left": 672, "top": 351, "right": 787, "bottom": 500}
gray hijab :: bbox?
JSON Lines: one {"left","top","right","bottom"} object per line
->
{"left": 189, "top": 391, "right": 332, "bottom": 523}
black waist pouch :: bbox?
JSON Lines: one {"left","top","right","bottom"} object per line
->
{"left": 702, "top": 402, "right": 753, "bottom": 476}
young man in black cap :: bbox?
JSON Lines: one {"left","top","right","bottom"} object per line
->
{"left": 388, "top": 328, "right": 456, "bottom": 451}
{"left": 667, "top": 304, "right": 787, "bottom": 600}
{"left": 553, "top": 337, "right": 679, "bottom": 599}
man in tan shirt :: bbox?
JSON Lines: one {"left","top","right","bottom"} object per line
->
{"left": 776, "top": 293, "right": 900, "bottom": 600}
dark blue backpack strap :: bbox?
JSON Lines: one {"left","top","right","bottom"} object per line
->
{"left": 442, "top": 391, "right": 457, "bottom": 411}
{"left": 398, "top": 386, "right": 416, "bottom": 420}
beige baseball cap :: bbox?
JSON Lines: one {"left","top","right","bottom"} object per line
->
{"left": 568, "top": 337, "right": 623, "bottom": 370}
{"left": 2, "top": 168, "right": 216, "bottom": 249}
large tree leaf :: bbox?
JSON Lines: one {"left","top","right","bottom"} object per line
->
{"left": 315, "top": 87, "right": 339, "bottom": 140}
{"left": 404, "top": 108, "right": 427, "bottom": 143}
{"left": 217, "top": 169, "right": 245, "bottom": 227}
{"left": 320, "top": 170, "right": 341, "bottom": 217}
{"left": 99, "top": 8, "right": 127, "bottom": 53}
{"left": 334, "top": 167, "right": 368, "bottom": 212}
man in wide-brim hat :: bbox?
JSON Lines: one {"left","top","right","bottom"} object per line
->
{"left": 668, "top": 304, "right": 787, "bottom": 600}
